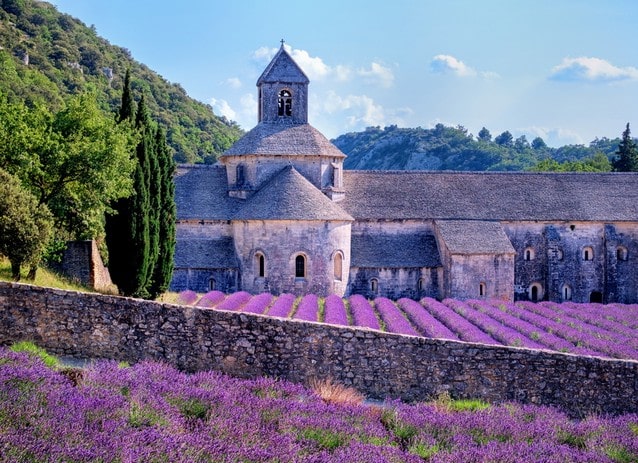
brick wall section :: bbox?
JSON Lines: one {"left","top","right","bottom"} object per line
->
{"left": 0, "top": 281, "right": 636, "bottom": 417}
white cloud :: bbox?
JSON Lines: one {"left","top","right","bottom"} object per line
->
{"left": 225, "top": 77, "right": 242, "bottom": 89}
{"left": 430, "top": 54, "right": 499, "bottom": 79}
{"left": 210, "top": 98, "right": 236, "bottom": 121}
{"left": 430, "top": 54, "right": 477, "bottom": 77}
{"left": 518, "top": 126, "right": 584, "bottom": 147}
{"left": 358, "top": 62, "right": 394, "bottom": 88}
{"left": 550, "top": 57, "right": 638, "bottom": 82}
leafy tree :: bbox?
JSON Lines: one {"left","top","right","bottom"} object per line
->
{"left": 531, "top": 137, "right": 548, "bottom": 151}
{"left": 0, "top": 168, "right": 53, "bottom": 280}
{"left": 494, "top": 131, "right": 513, "bottom": 147}
{"left": 613, "top": 123, "right": 638, "bottom": 172}
{"left": 477, "top": 127, "right": 492, "bottom": 142}
{"left": 528, "top": 152, "right": 611, "bottom": 172}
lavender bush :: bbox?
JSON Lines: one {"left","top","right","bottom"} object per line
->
{"left": 323, "top": 294, "right": 349, "bottom": 326}
{"left": 374, "top": 297, "right": 420, "bottom": 336}
{"left": 176, "top": 289, "right": 198, "bottom": 305}
{"left": 266, "top": 293, "right": 296, "bottom": 318}
{"left": 215, "top": 291, "right": 251, "bottom": 311}
{"left": 294, "top": 294, "right": 319, "bottom": 322}
{"left": 398, "top": 298, "right": 459, "bottom": 340}
{"left": 422, "top": 298, "right": 498, "bottom": 345}
{"left": 194, "top": 290, "right": 225, "bottom": 308}
{"left": 241, "top": 292, "right": 274, "bottom": 314}
{"left": 1, "top": 347, "right": 637, "bottom": 463}
{"left": 348, "top": 294, "right": 381, "bottom": 330}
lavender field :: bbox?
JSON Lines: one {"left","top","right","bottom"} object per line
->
{"left": 1, "top": 347, "right": 637, "bottom": 462}
{"left": 179, "top": 291, "right": 638, "bottom": 361}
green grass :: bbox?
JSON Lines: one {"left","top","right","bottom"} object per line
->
{"left": 0, "top": 257, "right": 92, "bottom": 293}
{"left": 10, "top": 341, "right": 60, "bottom": 369}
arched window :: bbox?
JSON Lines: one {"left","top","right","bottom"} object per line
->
{"left": 479, "top": 282, "right": 486, "bottom": 297}
{"left": 255, "top": 252, "right": 265, "bottom": 278}
{"left": 295, "top": 254, "right": 306, "bottom": 278}
{"left": 208, "top": 278, "right": 216, "bottom": 291}
{"left": 582, "top": 246, "right": 594, "bottom": 261}
{"left": 418, "top": 278, "right": 424, "bottom": 291}
{"left": 617, "top": 246, "right": 628, "bottom": 261}
{"left": 524, "top": 247, "right": 535, "bottom": 261}
{"left": 333, "top": 252, "right": 343, "bottom": 281}
{"left": 528, "top": 283, "right": 543, "bottom": 302}
{"left": 561, "top": 284, "right": 572, "bottom": 301}
{"left": 278, "top": 89, "right": 292, "bottom": 117}
{"left": 370, "top": 278, "right": 378, "bottom": 294}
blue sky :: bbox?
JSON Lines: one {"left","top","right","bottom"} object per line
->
{"left": 51, "top": 0, "right": 638, "bottom": 146}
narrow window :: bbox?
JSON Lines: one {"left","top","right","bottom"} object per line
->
{"left": 524, "top": 247, "right": 534, "bottom": 261}
{"left": 617, "top": 246, "right": 628, "bottom": 261}
{"left": 236, "top": 164, "right": 245, "bottom": 186}
{"left": 561, "top": 284, "right": 572, "bottom": 301}
{"left": 370, "top": 278, "right": 378, "bottom": 294}
{"left": 479, "top": 282, "right": 486, "bottom": 297}
{"left": 333, "top": 252, "right": 343, "bottom": 281}
{"left": 529, "top": 283, "right": 543, "bottom": 302}
{"left": 208, "top": 278, "right": 216, "bottom": 291}
{"left": 255, "top": 253, "right": 265, "bottom": 278}
{"left": 582, "top": 247, "right": 594, "bottom": 261}
{"left": 531, "top": 286, "right": 538, "bottom": 302}
{"left": 418, "top": 278, "right": 424, "bottom": 291}
{"left": 295, "top": 254, "right": 305, "bottom": 278}
{"left": 278, "top": 89, "right": 292, "bottom": 117}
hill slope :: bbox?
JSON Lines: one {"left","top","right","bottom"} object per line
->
{"left": 0, "top": 0, "right": 243, "bottom": 163}
{"left": 334, "top": 124, "right": 623, "bottom": 171}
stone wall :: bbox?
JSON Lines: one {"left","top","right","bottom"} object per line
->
{"left": 49, "top": 240, "right": 113, "bottom": 291}
{"left": 2, "top": 281, "right": 635, "bottom": 417}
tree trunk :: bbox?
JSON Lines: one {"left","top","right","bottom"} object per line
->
{"left": 27, "top": 265, "right": 38, "bottom": 281}
{"left": 11, "top": 262, "right": 21, "bottom": 281}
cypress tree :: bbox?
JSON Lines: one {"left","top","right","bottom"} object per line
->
{"left": 148, "top": 126, "right": 176, "bottom": 298}
{"left": 613, "top": 123, "right": 638, "bottom": 172}
{"left": 118, "top": 69, "right": 135, "bottom": 123}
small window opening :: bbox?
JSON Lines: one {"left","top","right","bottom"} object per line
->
{"left": 236, "top": 164, "right": 245, "bottom": 186}
{"left": 278, "top": 89, "right": 292, "bottom": 117}
{"left": 333, "top": 252, "right": 343, "bottom": 281}
{"left": 570, "top": 224, "right": 576, "bottom": 231}
{"left": 582, "top": 247, "right": 594, "bottom": 261}
{"left": 528, "top": 283, "right": 543, "bottom": 302}
{"left": 255, "top": 253, "right": 265, "bottom": 278}
{"left": 370, "top": 278, "right": 378, "bottom": 294}
{"left": 561, "top": 284, "right": 572, "bottom": 301}
{"left": 617, "top": 246, "right": 628, "bottom": 261}
{"left": 208, "top": 278, "right": 216, "bottom": 291}
{"left": 295, "top": 254, "right": 305, "bottom": 278}
{"left": 479, "top": 282, "right": 486, "bottom": 297}
{"left": 524, "top": 248, "right": 535, "bottom": 261}
{"left": 418, "top": 278, "right": 424, "bottom": 291}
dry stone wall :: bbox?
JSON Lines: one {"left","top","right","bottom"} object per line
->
{"left": 0, "top": 282, "right": 636, "bottom": 417}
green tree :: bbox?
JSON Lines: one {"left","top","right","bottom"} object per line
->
{"left": 494, "top": 131, "right": 513, "bottom": 147}
{"left": 613, "top": 123, "right": 638, "bottom": 172}
{"left": 477, "top": 127, "right": 492, "bottom": 142}
{"left": 531, "top": 137, "right": 548, "bottom": 151}
{"left": 147, "top": 126, "right": 176, "bottom": 298}
{"left": 0, "top": 168, "right": 53, "bottom": 280}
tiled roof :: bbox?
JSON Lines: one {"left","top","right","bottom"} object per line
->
{"left": 173, "top": 237, "right": 238, "bottom": 269}
{"left": 341, "top": 171, "right": 638, "bottom": 222}
{"left": 257, "top": 46, "right": 309, "bottom": 84}
{"left": 351, "top": 233, "right": 441, "bottom": 268}
{"left": 174, "top": 165, "right": 240, "bottom": 220}
{"left": 223, "top": 123, "right": 346, "bottom": 158}
{"left": 234, "top": 166, "right": 353, "bottom": 221}
{"left": 435, "top": 220, "right": 515, "bottom": 255}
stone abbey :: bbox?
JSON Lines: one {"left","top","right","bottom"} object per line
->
{"left": 171, "top": 44, "right": 638, "bottom": 304}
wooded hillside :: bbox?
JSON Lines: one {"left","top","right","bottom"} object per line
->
{"left": 0, "top": 0, "right": 243, "bottom": 164}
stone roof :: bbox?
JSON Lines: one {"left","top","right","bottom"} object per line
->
{"left": 351, "top": 233, "right": 441, "bottom": 268}
{"left": 173, "top": 237, "right": 238, "bottom": 269}
{"left": 234, "top": 166, "right": 353, "bottom": 221}
{"left": 435, "top": 220, "right": 515, "bottom": 255}
{"left": 223, "top": 123, "right": 346, "bottom": 158}
{"left": 341, "top": 171, "right": 638, "bottom": 222}
{"left": 174, "top": 165, "right": 241, "bottom": 220}
{"left": 257, "top": 45, "right": 309, "bottom": 85}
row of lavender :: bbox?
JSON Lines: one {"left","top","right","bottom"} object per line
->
{"left": 176, "top": 290, "right": 638, "bottom": 360}
{"left": 3, "top": 348, "right": 637, "bottom": 463}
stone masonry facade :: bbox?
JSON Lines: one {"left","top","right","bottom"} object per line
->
{"left": 1, "top": 282, "right": 636, "bottom": 418}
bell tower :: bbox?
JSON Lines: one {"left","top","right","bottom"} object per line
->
{"left": 257, "top": 41, "right": 309, "bottom": 124}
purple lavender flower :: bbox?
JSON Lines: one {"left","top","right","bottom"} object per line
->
{"left": 348, "top": 294, "right": 381, "bottom": 330}
{"left": 323, "top": 295, "right": 349, "bottom": 326}
{"left": 215, "top": 291, "right": 251, "bottom": 311}
{"left": 293, "top": 294, "right": 319, "bottom": 322}
{"left": 421, "top": 298, "right": 498, "bottom": 345}
{"left": 241, "top": 292, "right": 273, "bottom": 314}
{"left": 266, "top": 293, "right": 296, "bottom": 318}
{"left": 373, "top": 297, "right": 420, "bottom": 336}
{"left": 195, "top": 290, "right": 225, "bottom": 308}
{"left": 176, "top": 290, "right": 198, "bottom": 305}
{"left": 397, "top": 298, "right": 459, "bottom": 340}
